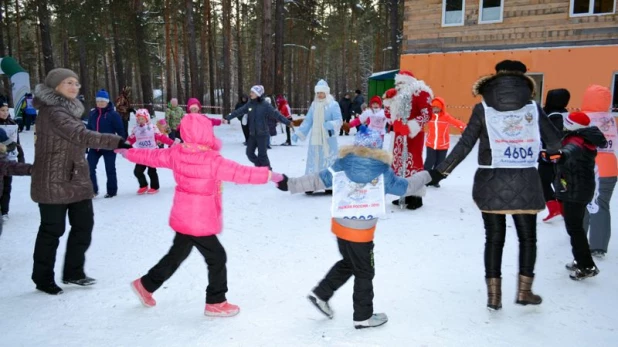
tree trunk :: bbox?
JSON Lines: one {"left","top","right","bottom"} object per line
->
{"left": 173, "top": 20, "right": 183, "bottom": 102}
{"left": 164, "top": 0, "right": 173, "bottom": 102}
{"left": 206, "top": 0, "right": 215, "bottom": 107}
{"left": 183, "top": 30, "right": 189, "bottom": 104}
{"left": 15, "top": 0, "right": 21, "bottom": 62}
{"left": 185, "top": 0, "right": 199, "bottom": 99}
{"left": 221, "top": 0, "right": 232, "bottom": 115}
{"left": 200, "top": 0, "right": 208, "bottom": 104}
{"left": 0, "top": 4, "right": 10, "bottom": 103}
{"left": 78, "top": 37, "right": 90, "bottom": 109}
{"left": 36, "top": 0, "right": 54, "bottom": 75}
{"left": 261, "top": 0, "right": 273, "bottom": 94}
{"left": 389, "top": 0, "right": 399, "bottom": 69}
{"left": 235, "top": 0, "right": 243, "bottom": 99}
{"left": 273, "top": 0, "right": 284, "bottom": 96}
{"left": 4, "top": 0, "right": 11, "bottom": 57}
{"left": 132, "top": 0, "right": 154, "bottom": 115}
{"left": 112, "top": 0, "right": 126, "bottom": 90}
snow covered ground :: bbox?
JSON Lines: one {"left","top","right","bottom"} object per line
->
{"left": 1, "top": 115, "right": 617, "bottom": 347}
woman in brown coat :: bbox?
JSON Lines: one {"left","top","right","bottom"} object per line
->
{"left": 31, "top": 68, "right": 129, "bottom": 295}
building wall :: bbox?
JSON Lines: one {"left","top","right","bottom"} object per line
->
{"left": 400, "top": 46, "right": 618, "bottom": 123}
{"left": 403, "top": 0, "right": 618, "bottom": 54}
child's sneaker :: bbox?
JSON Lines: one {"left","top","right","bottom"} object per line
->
{"left": 146, "top": 188, "right": 159, "bottom": 194}
{"left": 307, "top": 292, "right": 333, "bottom": 319}
{"left": 137, "top": 187, "right": 148, "bottom": 195}
{"left": 204, "top": 301, "right": 240, "bottom": 317}
{"left": 131, "top": 279, "right": 156, "bottom": 307}
{"left": 354, "top": 313, "right": 388, "bottom": 329}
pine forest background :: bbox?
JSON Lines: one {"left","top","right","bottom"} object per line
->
{"left": 0, "top": 0, "right": 404, "bottom": 114}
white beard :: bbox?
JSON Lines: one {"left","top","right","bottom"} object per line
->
{"left": 388, "top": 81, "right": 433, "bottom": 121}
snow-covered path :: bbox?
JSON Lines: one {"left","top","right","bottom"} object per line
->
{"left": 0, "top": 117, "right": 616, "bottom": 346}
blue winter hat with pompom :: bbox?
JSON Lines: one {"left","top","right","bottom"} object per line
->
{"left": 95, "top": 89, "right": 110, "bottom": 102}
{"left": 354, "top": 125, "right": 383, "bottom": 149}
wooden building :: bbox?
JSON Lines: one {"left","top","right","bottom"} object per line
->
{"left": 400, "top": 0, "right": 618, "bottom": 121}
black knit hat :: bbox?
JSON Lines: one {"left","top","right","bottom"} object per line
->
{"left": 495, "top": 60, "right": 527, "bottom": 73}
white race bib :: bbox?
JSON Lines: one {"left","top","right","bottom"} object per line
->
{"left": 329, "top": 168, "right": 386, "bottom": 220}
{"left": 0, "top": 124, "right": 19, "bottom": 162}
{"left": 587, "top": 112, "right": 617, "bottom": 154}
{"left": 483, "top": 102, "right": 541, "bottom": 168}
{"left": 132, "top": 125, "right": 158, "bottom": 149}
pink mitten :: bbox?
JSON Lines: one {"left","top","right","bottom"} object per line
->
{"left": 114, "top": 149, "right": 129, "bottom": 157}
{"left": 270, "top": 172, "right": 284, "bottom": 183}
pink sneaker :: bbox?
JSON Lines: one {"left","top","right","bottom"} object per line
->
{"left": 204, "top": 301, "right": 240, "bottom": 317}
{"left": 146, "top": 188, "right": 159, "bottom": 194}
{"left": 137, "top": 187, "right": 148, "bottom": 195}
{"left": 131, "top": 279, "right": 156, "bottom": 307}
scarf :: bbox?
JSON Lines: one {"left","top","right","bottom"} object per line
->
{"left": 310, "top": 95, "right": 334, "bottom": 168}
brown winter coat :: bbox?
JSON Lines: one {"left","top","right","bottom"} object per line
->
{"left": 32, "top": 84, "right": 122, "bottom": 204}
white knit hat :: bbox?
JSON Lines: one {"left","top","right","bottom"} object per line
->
{"left": 314, "top": 79, "right": 330, "bottom": 94}
{"left": 251, "top": 85, "right": 265, "bottom": 97}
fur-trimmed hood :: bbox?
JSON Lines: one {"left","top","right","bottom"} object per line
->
{"left": 473, "top": 71, "right": 536, "bottom": 97}
{"left": 33, "top": 84, "right": 85, "bottom": 119}
{"left": 334, "top": 145, "right": 392, "bottom": 184}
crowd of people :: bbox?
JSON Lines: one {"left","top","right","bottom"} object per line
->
{"left": 0, "top": 60, "right": 615, "bottom": 329}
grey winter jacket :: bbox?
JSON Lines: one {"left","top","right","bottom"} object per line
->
{"left": 225, "top": 99, "right": 291, "bottom": 136}
{"left": 436, "top": 72, "right": 562, "bottom": 214}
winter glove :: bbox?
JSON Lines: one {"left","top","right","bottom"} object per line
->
{"left": 173, "top": 138, "right": 182, "bottom": 146}
{"left": 428, "top": 170, "right": 446, "bottom": 186}
{"left": 114, "top": 148, "right": 129, "bottom": 158}
{"left": 292, "top": 134, "right": 299, "bottom": 143}
{"left": 117, "top": 140, "right": 132, "bottom": 149}
{"left": 273, "top": 174, "right": 289, "bottom": 191}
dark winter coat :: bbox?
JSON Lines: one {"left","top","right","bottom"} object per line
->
{"left": 235, "top": 95, "right": 248, "bottom": 110}
{"left": 339, "top": 97, "right": 353, "bottom": 121}
{"left": 32, "top": 84, "right": 123, "bottom": 204}
{"left": 555, "top": 127, "right": 608, "bottom": 204}
{"left": 541, "top": 88, "right": 570, "bottom": 150}
{"left": 87, "top": 102, "right": 126, "bottom": 140}
{"left": 226, "top": 98, "right": 291, "bottom": 136}
{"left": 351, "top": 94, "right": 364, "bottom": 115}
{"left": 0, "top": 117, "right": 25, "bottom": 163}
{"left": 436, "top": 71, "right": 563, "bottom": 214}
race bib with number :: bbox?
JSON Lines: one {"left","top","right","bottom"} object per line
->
{"left": 132, "top": 125, "right": 158, "bottom": 149}
{"left": 587, "top": 112, "right": 617, "bottom": 154}
{"left": 483, "top": 102, "right": 541, "bottom": 168}
{"left": 0, "top": 124, "right": 19, "bottom": 162}
{"left": 329, "top": 168, "right": 386, "bottom": 220}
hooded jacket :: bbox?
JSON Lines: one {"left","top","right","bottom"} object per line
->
{"left": 287, "top": 146, "right": 430, "bottom": 242}
{"left": 425, "top": 97, "right": 466, "bottom": 150}
{"left": 556, "top": 127, "right": 608, "bottom": 203}
{"left": 580, "top": 85, "right": 617, "bottom": 178}
{"left": 541, "top": 89, "right": 570, "bottom": 150}
{"left": 87, "top": 102, "right": 126, "bottom": 140}
{"left": 124, "top": 114, "right": 270, "bottom": 237}
{"left": 436, "top": 71, "right": 562, "bottom": 214}
{"left": 32, "top": 84, "right": 123, "bottom": 204}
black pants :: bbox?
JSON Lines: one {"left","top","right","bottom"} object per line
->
{"left": 313, "top": 238, "right": 374, "bottom": 321}
{"left": 141, "top": 233, "right": 228, "bottom": 304}
{"left": 246, "top": 135, "right": 271, "bottom": 169}
{"left": 24, "top": 112, "right": 36, "bottom": 131}
{"left": 538, "top": 162, "right": 557, "bottom": 202}
{"left": 1, "top": 175, "right": 12, "bottom": 215}
{"left": 134, "top": 164, "right": 159, "bottom": 189}
{"left": 122, "top": 117, "right": 130, "bottom": 138}
{"left": 482, "top": 213, "right": 537, "bottom": 278}
{"left": 241, "top": 124, "right": 250, "bottom": 142}
{"left": 32, "top": 199, "right": 94, "bottom": 284}
{"left": 563, "top": 201, "right": 595, "bottom": 269}
{"left": 424, "top": 148, "right": 447, "bottom": 171}
{"left": 285, "top": 125, "right": 291, "bottom": 144}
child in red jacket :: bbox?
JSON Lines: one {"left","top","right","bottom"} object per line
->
{"left": 126, "top": 109, "right": 177, "bottom": 194}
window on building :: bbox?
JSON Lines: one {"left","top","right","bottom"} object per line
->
{"left": 527, "top": 74, "right": 544, "bottom": 106}
{"left": 442, "top": 0, "right": 465, "bottom": 26}
{"left": 571, "top": 0, "right": 616, "bottom": 16}
{"left": 612, "top": 73, "right": 618, "bottom": 113}
{"left": 479, "top": 0, "right": 503, "bottom": 23}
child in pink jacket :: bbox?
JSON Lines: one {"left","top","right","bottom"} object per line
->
{"left": 116, "top": 113, "right": 280, "bottom": 317}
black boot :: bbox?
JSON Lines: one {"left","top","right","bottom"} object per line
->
{"left": 405, "top": 196, "right": 423, "bottom": 210}
{"left": 62, "top": 276, "right": 97, "bottom": 286}
{"left": 36, "top": 282, "right": 64, "bottom": 295}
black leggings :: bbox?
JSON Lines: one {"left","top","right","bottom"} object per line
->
{"left": 563, "top": 201, "right": 595, "bottom": 269}
{"left": 482, "top": 213, "right": 537, "bottom": 278}
{"left": 538, "top": 162, "right": 557, "bottom": 202}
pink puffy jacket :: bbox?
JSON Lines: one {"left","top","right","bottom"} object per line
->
{"left": 124, "top": 113, "right": 270, "bottom": 236}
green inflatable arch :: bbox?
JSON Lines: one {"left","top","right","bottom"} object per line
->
{"left": 0, "top": 56, "right": 31, "bottom": 120}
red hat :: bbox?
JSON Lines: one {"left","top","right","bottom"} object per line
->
{"left": 564, "top": 112, "right": 590, "bottom": 131}
{"left": 369, "top": 96, "right": 382, "bottom": 107}
{"left": 394, "top": 70, "right": 417, "bottom": 86}
{"left": 187, "top": 98, "right": 202, "bottom": 113}
{"left": 399, "top": 70, "right": 415, "bottom": 78}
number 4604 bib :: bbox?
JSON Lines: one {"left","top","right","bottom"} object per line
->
{"left": 482, "top": 101, "right": 541, "bottom": 169}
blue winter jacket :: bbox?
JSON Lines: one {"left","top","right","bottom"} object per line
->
{"left": 87, "top": 102, "right": 126, "bottom": 139}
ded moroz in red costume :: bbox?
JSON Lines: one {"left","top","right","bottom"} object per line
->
{"left": 383, "top": 71, "right": 433, "bottom": 209}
